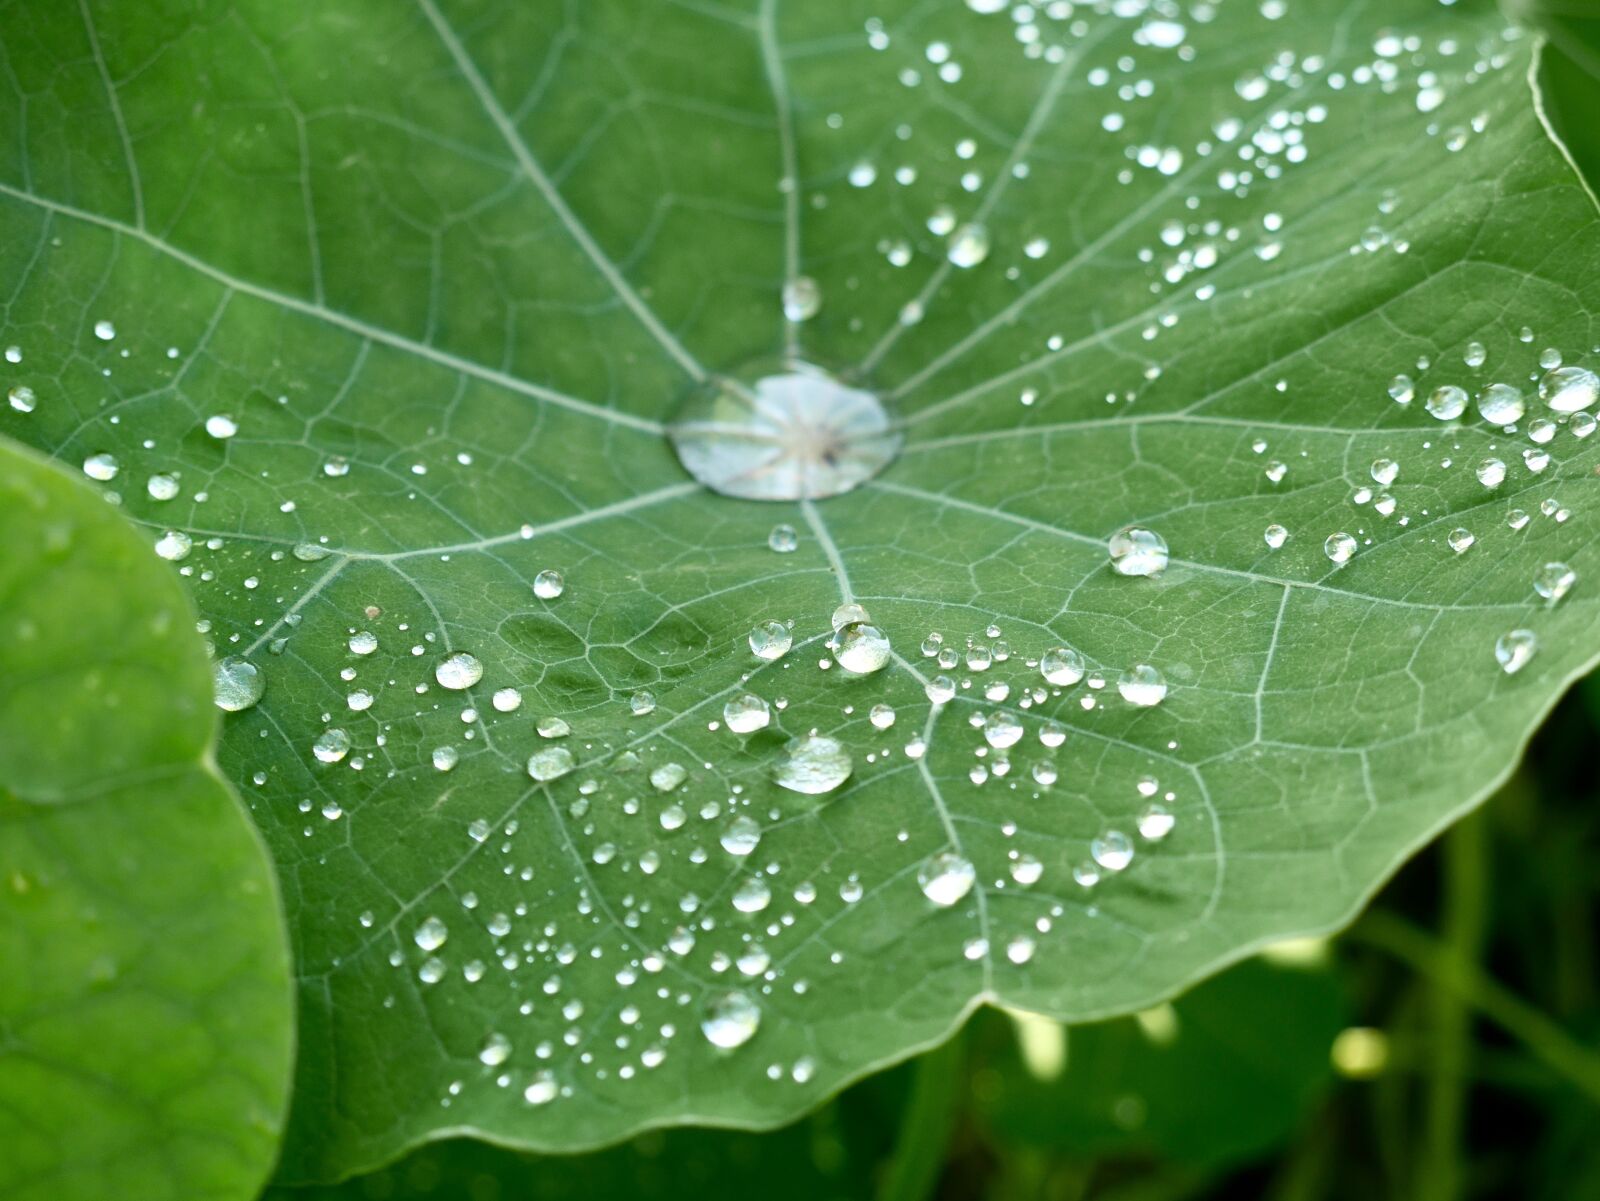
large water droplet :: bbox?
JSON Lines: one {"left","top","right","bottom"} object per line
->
{"left": 1534, "top": 561, "right": 1575, "bottom": 603}
{"left": 832, "top": 621, "right": 891, "bottom": 674}
{"left": 527, "top": 746, "right": 576, "bottom": 782}
{"left": 1539, "top": 366, "right": 1599, "bottom": 413}
{"left": 918, "top": 851, "right": 976, "bottom": 906}
{"left": 701, "top": 990, "right": 761, "bottom": 1049}
{"left": 1108, "top": 526, "right": 1169, "bottom": 576}
{"left": 435, "top": 652, "right": 482, "bottom": 690}
{"left": 1494, "top": 629, "right": 1536, "bottom": 674}
{"left": 1324, "top": 532, "right": 1357, "bottom": 565}
{"left": 1476, "top": 383, "right": 1524, "bottom": 425}
{"left": 1117, "top": 664, "right": 1167, "bottom": 707}
{"left": 668, "top": 361, "right": 899, "bottom": 500}
{"left": 723, "top": 693, "right": 771, "bottom": 733}
{"left": 1425, "top": 385, "right": 1468, "bottom": 421}
{"left": 1040, "top": 646, "right": 1085, "bottom": 686}
{"left": 749, "top": 620, "right": 792, "bottom": 660}
{"left": 1091, "top": 830, "right": 1134, "bottom": 871}
{"left": 773, "top": 734, "right": 852, "bottom": 794}
{"left": 214, "top": 657, "right": 264, "bottom": 712}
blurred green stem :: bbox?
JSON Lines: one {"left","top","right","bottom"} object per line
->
{"left": 1418, "top": 811, "right": 1488, "bottom": 1201}
{"left": 1352, "top": 912, "right": 1600, "bottom": 1107}
{"left": 876, "top": 1028, "right": 966, "bottom": 1201}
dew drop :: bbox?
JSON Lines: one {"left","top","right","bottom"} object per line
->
{"left": 781, "top": 275, "right": 822, "bottom": 322}
{"left": 1447, "top": 528, "right": 1475, "bottom": 554}
{"left": 435, "top": 652, "right": 482, "bottom": 690}
{"left": 1040, "top": 646, "right": 1085, "bottom": 686}
{"left": 1476, "top": 458, "right": 1506, "bottom": 488}
{"left": 832, "top": 621, "right": 891, "bottom": 674}
{"left": 749, "top": 620, "right": 792, "bottom": 660}
{"left": 204, "top": 414, "right": 238, "bottom": 439}
{"left": 769, "top": 524, "right": 799, "bottom": 553}
{"left": 1534, "top": 562, "right": 1576, "bottom": 603}
{"left": 1090, "top": 830, "right": 1134, "bottom": 872}
{"left": 1264, "top": 523, "right": 1289, "bottom": 549}
{"left": 701, "top": 991, "right": 761, "bottom": 1049}
{"left": 527, "top": 746, "right": 576, "bottom": 782}
{"left": 479, "top": 1033, "right": 512, "bottom": 1067}
{"left": 669, "top": 362, "right": 899, "bottom": 501}
{"left": 918, "top": 851, "right": 976, "bottom": 906}
{"left": 523, "top": 1072, "right": 558, "bottom": 1105}
{"left": 154, "top": 530, "right": 192, "bottom": 561}
{"left": 1539, "top": 366, "right": 1599, "bottom": 414}
{"left": 1108, "top": 526, "right": 1169, "bottom": 576}
{"left": 414, "top": 915, "right": 448, "bottom": 952}
{"left": 1117, "top": 664, "right": 1167, "bottom": 707}
{"left": 1324, "top": 532, "right": 1357, "bottom": 565}
{"left": 723, "top": 693, "right": 771, "bottom": 733}
{"left": 213, "top": 657, "right": 265, "bottom": 712}
{"left": 947, "top": 222, "right": 990, "bottom": 268}
{"left": 1425, "top": 385, "right": 1468, "bottom": 421}
{"left": 1476, "top": 383, "right": 1524, "bottom": 425}
{"left": 313, "top": 728, "right": 351, "bottom": 764}
{"left": 720, "top": 815, "right": 763, "bottom": 857}
{"left": 533, "top": 570, "right": 564, "bottom": 599}
{"left": 83, "top": 452, "right": 119, "bottom": 482}
{"left": 1494, "top": 629, "right": 1536, "bottom": 674}
{"left": 774, "top": 734, "right": 852, "bottom": 794}
{"left": 8, "top": 385, "right": 36, "bottom": 413}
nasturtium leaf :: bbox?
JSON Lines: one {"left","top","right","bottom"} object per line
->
{"left": 0, "top": 438, "right": 293, "bottom": 1201}
{"left": 1, "top": 0, "right": 1598, "bottom": 1182}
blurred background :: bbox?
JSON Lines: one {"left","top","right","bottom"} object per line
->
{"left": 267, "top": 12, "right": 1600, "bottom": 1200}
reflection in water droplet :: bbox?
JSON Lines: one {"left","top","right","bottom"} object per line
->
{"left": 214, "top": 657, "right": 264, "bottom": 712}
{"left": 919, "top": 851, "right": 976, "bottom": 906}
{"left": 1495, "top": 629, "right": 1536, "bottom": 674}
{"left": 782, "top": 276, "right": 822, "bottom": 322}
{"left": 1324, "top": 532, "right": 1357, "bottom": 565}
{"left": 1534, "top": 562, "right": 1575, "bottom": 603}
{"left": 533, "top": 570, "right": 564, "bottom": 599}
{"left": 749, "top": 620, "right": 792, "bottom": 660}
{"left": 774, "top": 734, "right": 852, "bottom": 794}
{"left": 1117, "top": 664, "right": 1167, "bottom": 707}
{"left": 1091, "top": 830, "right": 1134, "bottom": 871}
{"left": 702, "top": 990, "right": 761, "bottom": 1049}
{"left": 1539, "top": 366, "right": 1598, "bottom": 413}
{"left": 1040, "top": 646, "right": 1085, "bottom": 686}
{"left": 1108, "top": 526, "right": 1169, "bottom": 576}
{"left": 668, "top": 361, "right": 900, "bottom": 501}
{"left": 527, "top": 746, "right": 576, "bottom": 781}
{"left": 832, "top": 622, "right": 891, "bottom": 673}
{"left": 1476, "top": 383, "right": 1524, "bottom": 425}
{"left": 435, "top": 652, "right": 482, "bottom": 690}
{"left": 723, "top": 693, "right": 771, "bottom": 733}
{"left": 1425, "top": 385, "right": 1468, "bottom": 421}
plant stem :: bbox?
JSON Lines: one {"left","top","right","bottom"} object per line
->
{"left": 876, "top": 1028, "right": 967, "bottom": 1201}
{"left": 1351, "top": 911, "right": 1600, "bottom": 1106}
{"left": 1418, "top": 810, "right": 1489, "bottom": 1201}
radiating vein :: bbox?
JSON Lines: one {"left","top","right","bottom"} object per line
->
{"left": 758, "top": 0, "right": 804, "bottom": 358}
{"left": 415, "top": 0, "right": 708, "bottom": 384}
{"left": 0, "top": 181, "right": 663, "bottom": 435}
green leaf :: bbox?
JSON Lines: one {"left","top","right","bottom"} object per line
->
{"left": 0, "top": 437, "right": 294, "bottom": 1200}
{"left": 265, "top": 1076, "right": 900, "bottom": 1201}
{"left": 975, "top": 956, "right": 1345, "bottom": 1168}
{"left": 1, "top": 0, "right": 1598, "bottom": 1183}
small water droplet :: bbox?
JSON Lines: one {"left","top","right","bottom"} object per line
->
{"left": 1091, "top": 830, "right": 1134, "bottom": 871}
{"left": 414, "top": 915, "right": 448, "bottom": 952}
{"left": 1534, "top": 562, "right": 1576, "bottom": 603}
{"left": 832, "top": 621, "right": 891, "bottom": 673}
{"left": 781, "top": 276, "right": 822, "bottom": 322}
{"left": 533, "top": 570, "right": 564, "bottom": 599}
{"left": 947, "top": 222, "right": 990, "bottom": 268}
{"left": 1264, "top": 523, "right": 1289, "bottom": 549}
{"left": 1476, "top": 383, "right": 1524, "bottom": 425}
{"left": 769, "top": 524, "right": 799, "bottom": 553}
{"left": 527, "top": 746, "right": 576, "bottom": 781}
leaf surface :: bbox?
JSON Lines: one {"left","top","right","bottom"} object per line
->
{"left": 1, "top": 0, "right": 1599, "bottom": 1181}
{"left": 0, "top": 438, "right": 294, "bottom": 1201}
